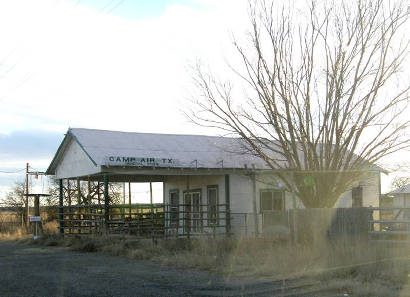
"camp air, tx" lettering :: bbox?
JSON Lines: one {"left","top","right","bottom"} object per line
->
{"left": 107, "top": 156, "right": 176, "bottom": 167}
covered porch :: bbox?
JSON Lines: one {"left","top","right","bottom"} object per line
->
{"left": 56, "top": 169, "right": 232, "bottom": 238}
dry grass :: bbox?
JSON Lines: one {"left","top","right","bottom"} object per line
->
{"left": 19, "top": 233, "right": 410, "bottom": 296}
{"left": 0, "top": 212, "right": 26, "bottom": 240}
{"left": 0, "top": 215, "right": 59, "bottom": 241}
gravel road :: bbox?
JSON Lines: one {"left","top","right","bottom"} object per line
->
{"left": 0, "top": 240, "right": 359, "bottom": 297}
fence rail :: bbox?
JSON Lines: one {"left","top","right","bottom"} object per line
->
{"left": 58, "top": 203, "right": 229, "bottom": 238}
{"left": 367, "top": 206, "right": 410, "bottom": 243}
{"left": 6, "top": 204, "right": 402, "bottom": 244}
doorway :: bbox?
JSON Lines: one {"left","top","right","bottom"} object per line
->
{"left": 184, "top": 191, "right": 202, "bottom": 233}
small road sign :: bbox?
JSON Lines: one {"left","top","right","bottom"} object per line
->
{"left": 29, "top": 216, "right": 41, "bottom": 222}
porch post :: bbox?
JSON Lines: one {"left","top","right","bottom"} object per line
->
{"left": 225, "top": 174, "right": 231, "bottom": 236}
{"left": 128, "top": 182, "right": 131, "bottom": 219}
{"left": 59, "top": 179, "right": 64, "bottom": 235}
{"left": 252, "top": 173, "right": 259, "bottom": 236}
{"left": 104, "top": 174, "right": 109, "bottom": 230}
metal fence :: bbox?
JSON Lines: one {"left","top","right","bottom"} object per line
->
{"left": 231, "top": 208, "right": 371, "bottom": 244}
{"left": 58, "top": 203, "right": 230, "bottom": 238}
{"left": 368, "top": 206, "right": 410, "bottom": 243}
{"left": 2, "top": 204, "right": 380, "bottom": 244}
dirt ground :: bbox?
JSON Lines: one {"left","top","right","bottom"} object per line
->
{"left": 1, "top": 239, "right": 410, "bottom": 297}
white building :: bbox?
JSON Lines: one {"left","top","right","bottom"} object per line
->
{"left": 46, "top": 128, "right": 383, "bottom": 236}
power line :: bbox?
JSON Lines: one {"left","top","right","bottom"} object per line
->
{"left": 0, "top": 168, "right": 26, "bottom": 174}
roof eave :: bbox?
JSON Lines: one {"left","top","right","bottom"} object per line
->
{"left": 46, "top": 128, "right": 98, "bottom": 176}
{"left": 45, "top": 132, "right": 72, "bottom": 175}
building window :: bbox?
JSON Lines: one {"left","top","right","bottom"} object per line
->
{"left": 169, "top": 190, "right": 179, "bottom": 227}
{"left": 207, "top": 185, "right": 218, "bottom": 225}
{"left": 352, "top": 186, "right": 363, "bottom": 207}
{"left": 260, "top": 190, "right": 285, "bottom": 212}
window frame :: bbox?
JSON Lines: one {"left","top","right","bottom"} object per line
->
{"left": 352, "top": 186, "right": 363, "bottom": 208}
{"left": 259, "top": 189, "right": 285, "bottom": 213}
{"left": 207, "top": 185, "right": 219, "bottom": 226}
{"left": 169, "top": 189, "right": 179, "bottom": 227}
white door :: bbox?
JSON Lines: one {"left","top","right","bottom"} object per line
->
{"left": 184, "top": 191, "right": 202, "bottom": 233}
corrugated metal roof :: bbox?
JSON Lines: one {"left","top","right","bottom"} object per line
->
{"left": 69, "top": 128, "right": 270, "bottom": 169}
{"left": 46, "top": 128, "right": 386, "bottom": 176}
{"left": 388, "top": 184, "right": 410, "bottom": 194}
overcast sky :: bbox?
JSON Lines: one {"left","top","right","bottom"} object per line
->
{"left": 0, "top": 0, "right": 408, "bottom": 198}
{"left": 0, "top": 0, "right": 250, "bottom": 199}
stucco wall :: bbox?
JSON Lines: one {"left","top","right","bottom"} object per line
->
{"left": 163, "top": 175, "right": 226, "bottom": 235}
{"left": 163, "top": 171, "right": 381, "bottom": 235}
{"left": 335, "top": 172, "right": 380, "bottom": 208}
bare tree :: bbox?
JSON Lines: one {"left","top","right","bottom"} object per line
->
{"left": 391, "top": 176, "right": 410, "bottom": 191}
{"left": 188, "top": 0, "right": 410, "bottom": 207}
{"left": 54, "top": 179, "right": 123, "bottom": 206}
{"left": 1, "top": 181, "right": 26, "bottom": 220}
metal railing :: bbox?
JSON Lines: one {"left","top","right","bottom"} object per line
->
{"left": 58, "top": 203, "right": 230, "bottom": 238}
{"left": 368, "top": 207, "right": 410, "bottom": 243}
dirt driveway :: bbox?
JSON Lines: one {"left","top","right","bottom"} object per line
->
{"left": 0, "top": 239, "right": 398, "bottom": 297}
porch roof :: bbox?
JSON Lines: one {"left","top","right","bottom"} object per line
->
{"left": 46, "top": 128, "right": 270, "bottom": 179}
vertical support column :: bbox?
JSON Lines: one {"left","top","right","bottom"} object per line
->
{"left": 59, "top": 179, "right": 64, "bottom": 235}
{"left": 149, "top": 182, "right": 153, "bottom": 205}
{"left": 186, "top": 175, "right": 190, "bottom": 238}
{"left": 97, "top": 182, "right": 101, "bottom": 204}
{"left": 122, "top": 182, "right": 126, "bottom": 220}
{"left": 104, "top": 174, "right": 109, "bottom": 231}
{"left": 34, "top": 195, "right": 40, "bottom": 216}
{"left": 34, "top": 194, "right": 40, "bottom": 234}
{"left": 162, "top": 181, "right": 166, "bottom": 238}
{"left": 128, "top": 182, "right": 132, "bottom": 219}
{"left": 225, "top": 174, "right": 231, "bottom": 236}
{"left": 149, "top": 181, "right": 154, "bottom": 241}
{"left": 77, "top": 178, "right": 81, "bottom": 204}
{"left": 87, "top": 177, "right": 91, "bottom": 205}
{"left": 252, "top": 173, "right": 259, "bottom": 236}
{"left": 77, "top": 178, "right": 81, "bottom": 234}
{"left": 67, "top": 179, "right": 72, "bottom": 234}
{"left": 87, "top": 177, "right": 91, "bottom": 234}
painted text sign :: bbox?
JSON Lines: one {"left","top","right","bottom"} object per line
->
{"left": 105, "top": 156, "right": 180, "bottom": 167}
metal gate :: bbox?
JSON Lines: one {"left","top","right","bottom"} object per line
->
{"left": 369, "top": 206, "right": 410, "bottom": 243}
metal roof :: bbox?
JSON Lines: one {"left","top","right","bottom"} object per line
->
{"left": 46, "top": 128, "right": 270, "bottom": 175}
{"left": 46, "top": 128, "right": 386, "bottom": 176}
{"left": 388, "top": 184, "right": 410, "bottom": 195}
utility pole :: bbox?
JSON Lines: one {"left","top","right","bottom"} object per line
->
{"left": 25, "top": 163, "right": 29, "bottom": 228}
